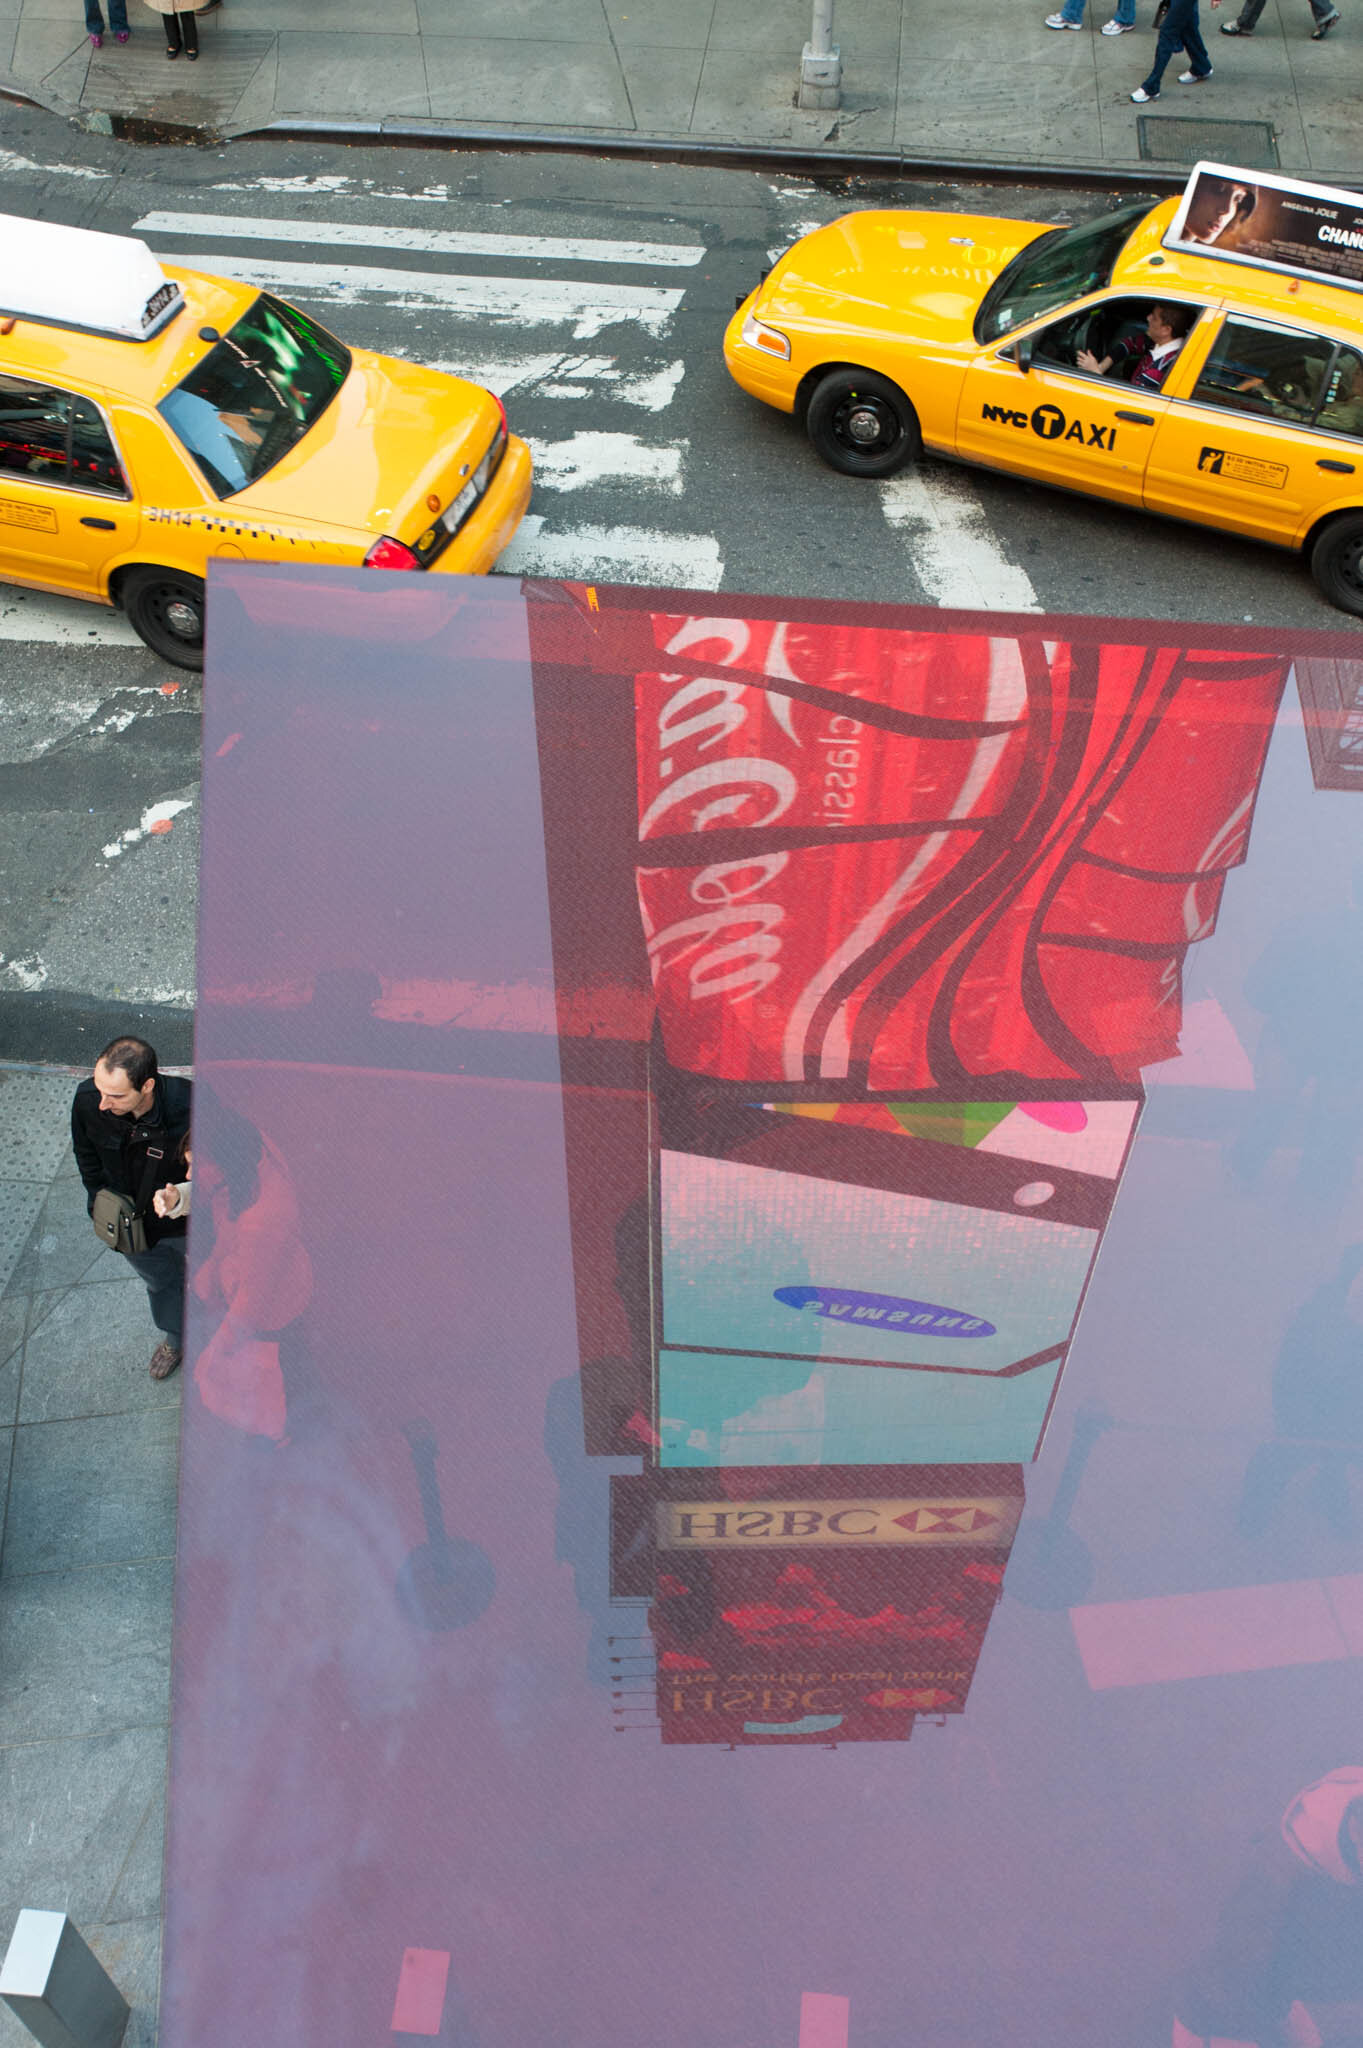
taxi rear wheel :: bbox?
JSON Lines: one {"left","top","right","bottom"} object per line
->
{"left": 806, "top": 369, "right": 920, "bottom": 479}
{"left": 121, "top": 567, "right": 206, "bottom": 672}
{"left": 1310, "top": 514, "right": 1363, "bottom": 617}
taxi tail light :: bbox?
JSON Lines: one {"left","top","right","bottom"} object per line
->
{"left": 363, "top": 536, "right": 422, "bottom": 571}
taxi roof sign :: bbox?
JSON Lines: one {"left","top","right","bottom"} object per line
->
{"left": 0, "top": 211, "right": 183, "bottom": 341}
{"left": 1165, "top": 160, "right": 1363, "bottom": 295}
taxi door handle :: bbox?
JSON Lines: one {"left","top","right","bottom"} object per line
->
{"left": 1114, "top": 410, "right": 1156, "bottom": 426}
{"left": 80, "top": 516, "right": 117, "bottom": 530}
{"left": 1317, "top": 458, "right": 1356, "bottom": 473}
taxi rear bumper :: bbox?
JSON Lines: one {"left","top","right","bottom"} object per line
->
{"left": 434, "top": 433, "right": 533, "bottom": 576}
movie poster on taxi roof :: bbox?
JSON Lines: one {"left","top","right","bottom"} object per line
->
{"left": 1165, "top": 160, "right": 1363, "bottom": 291}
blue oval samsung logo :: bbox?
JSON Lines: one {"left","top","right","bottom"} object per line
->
{"left": 774, "top": 1285, "right": 995, "bottom": 1338}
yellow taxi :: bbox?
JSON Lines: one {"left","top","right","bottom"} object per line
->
{"left": 724, "top": 163, "right": 1363, "bottom": 616}
{"left": 0, "top": 212, "right": 532, "bottom": 668}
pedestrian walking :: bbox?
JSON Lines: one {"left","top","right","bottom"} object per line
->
{"left": 139, "top": 0, "right": 202, "bottom": 58}
{"left": 1220, "top": 0, "right": 1339, "bottom": 36}
{"left": 71, "top": 1036, "right": 192, "bottom": 1380}
{"left": 1045, "top": 0, "right": 1137, "bottom": 33}
{"left": 1132, "top": 0, "right": 1221, "bottom": 99}
{"left": 83, "top": 0, "right": 130, "bottom": 46}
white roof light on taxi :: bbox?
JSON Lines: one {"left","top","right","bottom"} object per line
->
{"left": 0, "top": 211, "right": 183, "bottom": 341}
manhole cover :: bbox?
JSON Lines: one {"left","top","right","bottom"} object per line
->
{"left": 1136, "top": 115, "right": 1278, "bottom": 167}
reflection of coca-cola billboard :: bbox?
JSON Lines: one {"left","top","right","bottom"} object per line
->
{"left": 611, "top": 1466, "right": 1023, "bottom": 1745}
{"left": 631, "top": 616, "right": 1286, "bottom": 1090}
{"left": 534, "top": 598, "right": 1290, "bottom": 1470}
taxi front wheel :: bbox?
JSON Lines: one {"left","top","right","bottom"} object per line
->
{"left": 806, "top": 369, "right": 921, "bottom": 479}
{"left": 1309, "top": 514, "right": 1363, "bottom": 617}
{"left": 121, "top": 567, "right": 206, "bottom": 672}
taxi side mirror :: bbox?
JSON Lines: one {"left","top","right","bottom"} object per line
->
{"left": 1015, "top": 334, "right": 1034, "bottom": 374}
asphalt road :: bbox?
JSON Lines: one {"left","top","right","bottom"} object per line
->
{"left": 0, "top": 108, "right": 1355, "bottom": 1065}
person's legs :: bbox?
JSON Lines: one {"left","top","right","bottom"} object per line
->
{"left": 124, "top": 1236, "right": 187, "bottom": 1354}
{"left": 162, "top": 8, "right": 181, "bottom": 48}
{"left": 1230, "top": 0, "right": 1268, "bottom": 22}
{"left": 106, "top": 0, "right": 129, "bottom": 29}
{"left": 181, "top": 6, "right": 198, "bottom": 50}
{"left": 83, "top": 0, "right": 106, "bottom": 32}
{"left": 1180, "top": 4, "right": 1213, "bottom": 71}
{"left": 1057, "top": 0, "right": 1087, "bottom": 23}
{"left": 1112, "top": 0, "right": 1137, "bottom": 25}
{"left": 1140, "top": 6, "right": 1185, "bottom": 86}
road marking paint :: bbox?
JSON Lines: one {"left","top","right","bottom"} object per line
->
{"left": 102, "top": 798, "right": 193, "bottom": 860}
{"left": 879, "top": 468, "right": 1040, "bottom": 612}
{"left": 165, "top": 253, "right": 684, "bottom": 340}
{"left": 617, "top": 359, "right": 686, "bottom": 411}
{"left": 0, "top": 955, "right": 47, "bottom": 992}
{"left": 0, "top": 147, "right": 107, "bottom": 179}
{"left": 497, "top": 516, "right": 723, "bottom": 589}
{"left": 0, "top": 590, "right": 142, "bottom": 647}
{"left": 389, "top": 1948, "right": 451, "bottom": 2037}
{"left": 404, "top": 352, "right": 685, "bottom": 411}
{"left": 135, "top": 210, "right": 705, "bottom": 269}
{"left": 207, "top": 176, "right": 450, "bottom": 201}
{"left": 525, "top": 431, "right": 685, "bottom": 493}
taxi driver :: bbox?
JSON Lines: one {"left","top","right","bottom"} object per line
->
{"left": 1076, "top": 304, "right": 1196, "bottom": 392}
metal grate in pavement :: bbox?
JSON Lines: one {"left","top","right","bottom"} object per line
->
{"left": 79, "top": 28, "right": 272, "bottom": 129}
{"left": 1136, "top": 115, "right": 1278, "bottom": 167}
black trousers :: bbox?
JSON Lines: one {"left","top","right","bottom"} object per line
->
{"left": 163, "top": 8, "right": 198, "bottom": 51}
{"left": 124, "top": 1235, "right": 188, "bottom": 1348}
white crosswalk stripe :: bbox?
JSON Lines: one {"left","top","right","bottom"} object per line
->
{"left": 160, "top": 251, "right": 684, "bottom": 339}
{"left": 879, "top": 468, "right": 1040, "bottom": 612}
{"left": 497, "top": 517, "right": 723, "bottom": 589}
{"left": 133, "top": 210, "right": 706, "bottom": 269}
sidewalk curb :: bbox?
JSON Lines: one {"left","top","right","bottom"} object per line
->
{"left": 3, "top": 71, "right": 1183, "bottom": 192}
{"left": 235, "top": 118, "right": 1189, "bottom": 194}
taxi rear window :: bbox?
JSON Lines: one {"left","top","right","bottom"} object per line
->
{"left": 158, "top": 294, "right": 350, "bottom": 499}
{"left": 975, "top": 201, "right": 1150, "bottom": 344}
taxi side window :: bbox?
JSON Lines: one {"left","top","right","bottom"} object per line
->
{"left": 0, "top": 376, "right": 127, "bottom": 497}
{"left": 0, "top": 375, "right": 71, "bottom": 484}
{"left": 1032, "top": 298, "right": 1200, "bottom": 380}
{"left": 69, "top": 396, "right": 128, "bottom": 497}
{"left": 1191, "top": 319, "right": 1331, "bottom": 425}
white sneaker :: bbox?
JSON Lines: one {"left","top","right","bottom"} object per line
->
{"left": 1130, "top": 83, "right": 1158, "bottom": 97}
{"left": 1044, "top": 12, "right": 1084, "bottom": 25}
{"left": 1177, "top": 64, "right": 1213, "bottom": 77}
{"left": 1101, "top": 16, "right": 1134, "bottom": 28}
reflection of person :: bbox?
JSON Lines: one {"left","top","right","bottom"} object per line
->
{"left": 153, "top": 1135, "right": 192, "bottom": 1220}
{"left": 1131, "top": 0, "right": 1220, "bottom": 100}
{"left": 71, "top": 1036, "right": 191, "bottom": 1381}
{"left": 1173, "top": 1768, "right": 1363, "bottom": 2047}
{"left": 1184, "top": 179, "right": 1257, "bottom": 245}
{"left": 1077, "top": 304, "right": 1195, "bottom": 387}
{"left": 191, "top": 1090, "right": 312, "bottom": 1442}
{"left": 1238, "top": 1247, "right": 1363, "bottom": 1539}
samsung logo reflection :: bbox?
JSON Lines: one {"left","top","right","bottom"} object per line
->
{"left": 774, "top": 1284, "right": 996, "bottom": 1337}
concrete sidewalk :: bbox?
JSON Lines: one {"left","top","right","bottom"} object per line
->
{"left": 0, "top": 0, "right": 1359, "bottom": 181}
{"left": 0, "top": 1065, "right": 175, "bottom": 2048}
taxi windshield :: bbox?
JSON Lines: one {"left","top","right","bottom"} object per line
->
{"left": 975, "top": 201, "right": 1151, "bottom": 343}
{"left": 158, "top": 294, "right": 350, "bottom": 499}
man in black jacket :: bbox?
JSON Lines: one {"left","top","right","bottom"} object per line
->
{"left": 71, "top": 1036, "right": 192, "bottom": 1380}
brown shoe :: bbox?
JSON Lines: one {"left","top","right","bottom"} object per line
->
{"left": 149, "top": 1341, "right": 182, "bottom": 1381}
